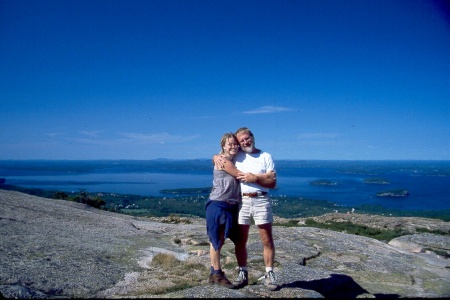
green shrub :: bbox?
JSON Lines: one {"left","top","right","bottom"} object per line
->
{"left": 53, "top": 191, "right": 69, "bottom": 200}
{"left": 71, "top": 191, "right": 106, "bottom": 208}
{"left": 415, "top": 227, "right": 450, "bottom": 236}
{"left": 273, "top": 219, "right": 301, "bottom": 227}
{"left": 303, "top": 219, "right": 409, "bottom": 241}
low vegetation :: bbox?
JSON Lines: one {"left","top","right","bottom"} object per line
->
{"left": 301, "top": 219, "right": 410, "bottom": 241}
{"left": 160, "top": 214, "right": 193, "bottom": 224}
{"left": 415, "top": 227, "right": 450, "bottom": 236}
{"left": 273, "top": 219, "right": 450, "bottom": 242}
{"left": 142, "top": 253, "right": 208, "bottom": 295}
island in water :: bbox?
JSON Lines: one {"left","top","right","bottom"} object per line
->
{"left": 376, "top": 189, "right": 409, "bottom": 197}
{"left": 363, "top": 178, "right": 390, "bottom": 184}
{"left": 309, "top": 179, "right": 338, "bottom": 186}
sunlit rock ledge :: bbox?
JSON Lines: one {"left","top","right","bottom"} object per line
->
{"left": 1, "top": 189, "right": 449, "bottom": 298}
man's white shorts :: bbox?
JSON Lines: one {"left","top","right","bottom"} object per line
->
{"left": 238, "top": 195, "right": 273, "bottom": 225}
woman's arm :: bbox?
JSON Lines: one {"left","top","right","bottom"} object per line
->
{"left": 221, "top": 159, "right": 277, "bottom": 188}
{"left": 219, "top": 159, "right": 241, "bottom": 178}
{"left": 213, "top": 154, "right": 277, "bottom": 187}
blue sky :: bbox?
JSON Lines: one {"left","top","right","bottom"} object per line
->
{"left": 1, "top": 0, "right": 449, "bottom": 160}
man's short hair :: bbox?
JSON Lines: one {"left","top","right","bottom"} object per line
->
{"left": 235, "top": 127, "right": 253, "bottom": 137}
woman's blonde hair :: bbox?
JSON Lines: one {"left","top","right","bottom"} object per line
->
{"left": 219, "top": 132, "right": 238, "bottom": 154}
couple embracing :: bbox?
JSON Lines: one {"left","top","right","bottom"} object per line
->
{"left": 206, "top": 127, "right": 279, "bottom": 291}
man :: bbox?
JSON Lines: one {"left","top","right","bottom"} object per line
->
{"left": 215, "top": 127, "right": 278, "bottom": 291}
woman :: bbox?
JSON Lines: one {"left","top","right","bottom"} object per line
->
{"left": 206, "top": 132, "right": 241, "bottom": 288}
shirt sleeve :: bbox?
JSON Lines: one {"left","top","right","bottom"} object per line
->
{"left": 265, "top": 152, "right": 275, "bottom": 172}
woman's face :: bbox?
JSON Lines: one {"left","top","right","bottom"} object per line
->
{"left": 223, "top": 137, "right": 239, "bottom": 157}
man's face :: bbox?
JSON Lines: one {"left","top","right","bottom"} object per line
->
{"left": 236, "top": 132, "right": 254, "bottom": 153}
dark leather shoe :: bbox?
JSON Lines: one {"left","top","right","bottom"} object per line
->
{"left": 208, "top": 271, "right": 235, "bottom": 289}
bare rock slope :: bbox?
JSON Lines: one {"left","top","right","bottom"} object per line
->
{"left": 1, "top": 190, "right": 449, "bottom": 298}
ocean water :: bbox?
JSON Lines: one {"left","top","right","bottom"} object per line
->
{"left": 1, "top": 160, "right": 449, "bottom": 212}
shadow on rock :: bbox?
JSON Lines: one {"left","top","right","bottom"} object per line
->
{"left": 281, "top": 273, "right": 400, "bottom": 298}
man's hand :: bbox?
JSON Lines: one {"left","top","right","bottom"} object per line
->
{"left": 237, "top": 170, "right": 276, "bottom": 187}
{"left": 213, "top": 154, "right": 227, "bottom": 169}
{"left": 256, "top": 170, "right": 277, "bottom": 188}
{"left": 236, "top": 172, "right": 256, "bottom": 183}
{"left": 265, "top": 170, "right": 276, "bottom": 180}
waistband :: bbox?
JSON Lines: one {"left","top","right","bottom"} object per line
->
{"left": 209, "top": 199, "right": 240, "bottom": 205}
{"left": 242, "top": 191, "right": 268, "bottom": 197}
{"left": 224, "top": 199, "right": 240, "bottom": 205}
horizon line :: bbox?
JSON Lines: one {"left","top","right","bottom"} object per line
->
{"left": 1, "top": 158, "right": 449, "bottom": 162}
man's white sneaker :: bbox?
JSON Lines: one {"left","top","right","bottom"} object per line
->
{"left": 233, "top": 269, "right": 248, "bottom": 288}
{"left": 264, "top": 270, "right": 279, "bottom": 291}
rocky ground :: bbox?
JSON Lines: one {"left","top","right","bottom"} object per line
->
{"left": 1, "top": 189, "right": 449, "bottom": 298}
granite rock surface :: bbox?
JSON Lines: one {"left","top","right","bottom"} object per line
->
{"left": 1, "top": 190, "right": 449, "bottom": 298}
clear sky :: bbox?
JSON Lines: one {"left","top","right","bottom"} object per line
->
{"left": 1, "top": 0, "right": 449, "bottom": 160}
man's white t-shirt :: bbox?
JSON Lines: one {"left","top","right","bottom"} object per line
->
{"left": 234, "top": 150, "right": 275, "bottom": 193}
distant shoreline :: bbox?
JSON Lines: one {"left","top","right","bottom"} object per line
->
{"left": 1, "top": 183, "right": 449, "bottom": 222}
{"left": 1, "top": 158, "right": 450, "bottom": 161}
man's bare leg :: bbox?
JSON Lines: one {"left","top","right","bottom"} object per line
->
{"left": 258, "top": 222, "right": 275, "bottom": 267}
